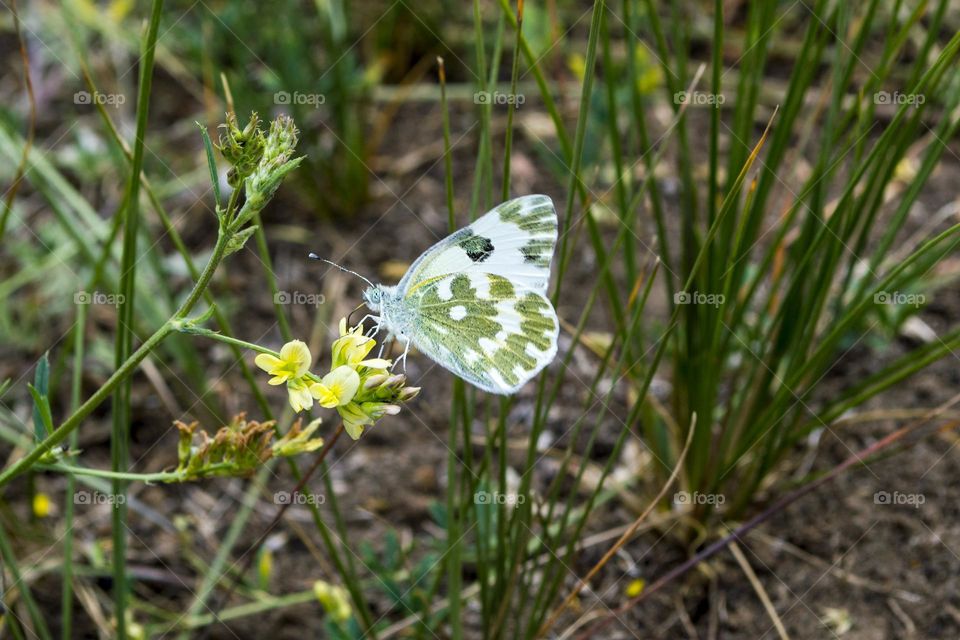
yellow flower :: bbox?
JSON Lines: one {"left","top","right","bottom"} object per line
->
{"left": 255, "top": 340, "right": 312, "bottom": 385}
{"left": 287, "top": 378, "right": 314, "bottom": 413}
{"left": 33, "top": 492, "right": 52, "bottom": 518}
{"left": 258, "top": 547, "right": 273, "bottom": 588}
{"left": 313, "top": 580, "right": 352, "bottom": 623}
{"left": 338, "top": 402, "right": 374, "bottom": 440}
{"left": 625, "top": 578, "right": 645, "bottom": 598}
{"left": 273, "top": 418, "right": 325, "bottom": 456}
{"left": 331, "top": 318, "right": 392, "bottom": 369}
{"left": 310, "top": 366, "right": 361, "bottom": 408}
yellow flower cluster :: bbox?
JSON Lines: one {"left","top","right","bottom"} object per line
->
{"left": 313, "top": 579, "right": 352, "bottom": 622}
{"left": 255, "top": 319, "right": 419, "bottom": 439}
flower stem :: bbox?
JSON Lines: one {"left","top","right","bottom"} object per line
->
{"left": 40, "top": 463, "right": 184, "bottom": 484}
{"left": 171, "top": 326, "right": 327, "bottom": 385}
{"left": 172, "top": 323, "right": 277, "bottom": 356}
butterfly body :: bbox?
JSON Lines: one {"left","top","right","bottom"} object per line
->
{"left": 363, "top": 195, "right": 559, "bottom": 395}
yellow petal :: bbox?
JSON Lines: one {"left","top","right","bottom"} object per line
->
{"left": 287, "top": 380, "right": 314, "bottom": 412}
{"left": 347, "top": 337, "right": 375, "bottom": 364}
{"left": 339, "top": 402, "right": 373, "bottom": 440}
{"left": 343, "top": 419, "right": 366, "bottom": 440}
{"left": 320, "top": 366, "right": 361, "bottom": 406}
{"left": 255, "top": 353, "right": 284, "bottom": 374}
{"left": 279, "top": 340, "right": 312, "bottom": 377}
{"left": 310, "top": 382, "right": 340, "bottom": 409}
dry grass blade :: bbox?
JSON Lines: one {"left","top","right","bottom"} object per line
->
{"left": 538, "top": 415, "right": 698, "bottom": 636}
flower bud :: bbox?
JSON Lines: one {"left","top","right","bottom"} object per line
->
{"left": 398, "top": 386, "right": 421, "bottom": 402}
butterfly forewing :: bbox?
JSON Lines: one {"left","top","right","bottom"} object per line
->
{"left": 398, "top": 194, "right": 557, "bottom": 297}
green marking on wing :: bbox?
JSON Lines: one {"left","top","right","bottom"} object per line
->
{"left": 414, "top": 273, "right": 557, "bottom": 389}
{"left": 457, "top": 231, "right": 495, "bottom": 263}
{"left": 520, "top": 238, "right": 553, "bottom": 267}
{"left": 496, "top": 198, "right": 556, "bottom": 235}
{"left": 489, "top": 274, "right": 515, "bottom": 298}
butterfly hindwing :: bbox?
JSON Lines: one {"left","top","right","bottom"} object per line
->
{"left": 404, "top": 271, "right": 558, "bottom": 394}
{"left": 398, "top": 194, "right": 557, "bottom": 298}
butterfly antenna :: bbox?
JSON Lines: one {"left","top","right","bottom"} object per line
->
{"left": 308, "top": 253, "right": 376, "bottom": 288}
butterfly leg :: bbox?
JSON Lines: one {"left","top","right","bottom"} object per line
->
{"left": 393, "top": 337, "right": 411, "bottom": 372}
{"left": 355, "top": 314, "right": 382, "bottom": 336}
{"left": 377, "top": 335, "right": 391, "bottom": 359}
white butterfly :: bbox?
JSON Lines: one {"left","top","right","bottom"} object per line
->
{"left": 357, "top": 195, "right": 560, "bottom": 395}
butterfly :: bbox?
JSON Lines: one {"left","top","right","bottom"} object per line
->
{"left": 351, "top": 195, "right": 559, "bottom": 395}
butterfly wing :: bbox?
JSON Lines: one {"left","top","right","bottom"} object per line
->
{"left": 404, "top": 272, "right": 558, "bottom": 394}
{"left": 393, "top": 195, "right": 559, "bottom": 394}
{"left": 397, "top": 194, "right": 557, "bottom": 297}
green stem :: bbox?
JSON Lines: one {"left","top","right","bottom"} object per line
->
{"left": 0, "top": 523, "right": 52, "bottom": 640}
{"left": 173, "top": 324, "right": 277, "bottom": 356}
{"left": 111, "top": 1, "right": 165, "bottom": 632}
{"left": 172, "top": 326, "right": 332, "bottom": 387}
{"left": 40, "top": 464, "right": 184, "bottom": 483}
{"left": 61, "top": 301, "right": 86, "bottom": 640}
{"left": 172, "top": 588, "right": 316, "bottom": 629}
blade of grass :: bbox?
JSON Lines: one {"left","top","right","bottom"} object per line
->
{"left": 111, "top": 2, "right": 164, "bottom": 634}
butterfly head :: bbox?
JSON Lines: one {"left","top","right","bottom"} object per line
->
{"left": 362, "top": 285, "right": 386, "bottom": 312}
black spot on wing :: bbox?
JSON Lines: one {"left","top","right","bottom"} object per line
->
{"left": 457, "top": 231, "right": 495, "bottom": 263}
